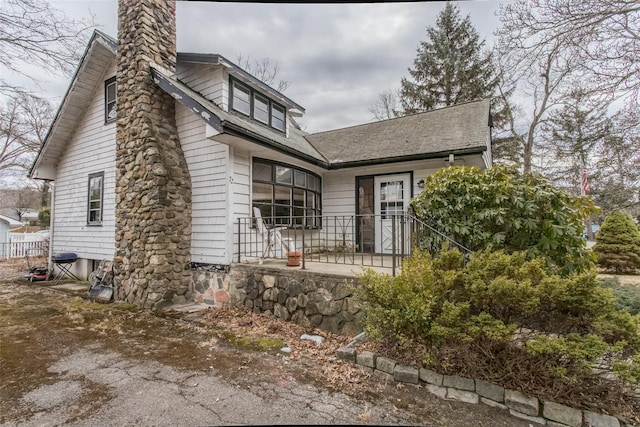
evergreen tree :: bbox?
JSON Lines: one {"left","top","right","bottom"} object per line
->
{"left": 400, "top": 2, "right": 499, "bottom": 115}
{"left": 593, "top": 210, "right": 640, "bottom": 274}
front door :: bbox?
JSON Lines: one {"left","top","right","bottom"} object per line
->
{"left": 374, "top": 174, "right": 411, "bottom": 254}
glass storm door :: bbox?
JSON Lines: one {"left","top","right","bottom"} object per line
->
{"left": 374, "top": 174, "right": 410, "bottom": 254}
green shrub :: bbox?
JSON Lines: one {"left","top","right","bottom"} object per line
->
{"left": 357, "top": 248, "right": 640, "bottom": 389}
{"left": 38, "top": 207, "right": 50, "bottom": 227}
{"left": 594, "top": 210, "right": 640, "bottom": 273}
{"left": 411, "top": 166, "right": 598, "bottom": 275}
{"left": 600, "top": 278, "right": 640, "bottom": 315}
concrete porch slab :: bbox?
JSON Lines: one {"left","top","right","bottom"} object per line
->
{"left": 241, "top": 259, "right": 397, "bottom": 277}
{"left": 164, "top": 302, "right": 212, "bottom": 313}
{"left": 50, "top": 283, "right": 89, "bottom": 292}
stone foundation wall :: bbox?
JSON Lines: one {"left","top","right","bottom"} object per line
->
{"left": 191, "top": 264, "right": 363, "bottom": 335}
{"left": 192, "top": 268, "right": 231, "bottom": 307}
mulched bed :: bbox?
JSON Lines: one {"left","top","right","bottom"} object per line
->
{"left": 201, "top": 306, "right": 374, "bottom": 392}
{"left": 199, "top": 305, "right": 637, "bottom": 424}
{"left": 359, "top": 337, "right": 640, "bottom": 425}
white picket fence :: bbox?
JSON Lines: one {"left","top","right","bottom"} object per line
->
{"left": 0, "top": 233, "right": 49, "bottom": 260}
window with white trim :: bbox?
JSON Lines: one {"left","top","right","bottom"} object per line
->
{"left": 230, "top": 78, "right": 286, "bottom": 132}
{"left": 87, "top": 172, "right": 104, "bottom": 225}
{"left": 252, "top": 159, "right": 321, "bottom": 228}
{"left": 105, "top": 77, "right": 116, "bottom": 123}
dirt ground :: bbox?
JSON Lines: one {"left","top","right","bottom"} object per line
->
{"left": 0, "top": 261, "right": 530, "bottom": 427}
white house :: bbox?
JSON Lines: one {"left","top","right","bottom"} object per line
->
{"left": 30, "top": 29, "right": 492, "bottom": 281}
{"left": 0, "top": 214, "right": 22, "bottom": 258}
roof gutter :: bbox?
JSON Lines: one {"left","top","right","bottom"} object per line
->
{"left": 222, "top": 122, "right": 330, "bottom": 169}
{"left": 326, "top": 147, "right": 487, "bottom": 170}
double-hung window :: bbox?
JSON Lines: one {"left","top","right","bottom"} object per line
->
{"left": 252, "top": 159, "right": 321, "bottom": 228}
{"left": 230, "top": 78, "right": 286, "bottom": 132}
{"left": 105, "top": 77, "right": 116, "bottom": 123}
{"left": 231, "top": 80, "right": 251, "bottom": 116}
{"left": 87, "top": 172, "right": 104, "bottom": 225}
{"left": 253, "top": 93, "right": 269, "bottom": 124}
{"left": 271, "top": 104, "right": 285, "bottom": 131}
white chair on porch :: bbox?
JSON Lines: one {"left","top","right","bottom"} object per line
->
{"left": 253, "top": 207, "right": 296, "bottom": 259}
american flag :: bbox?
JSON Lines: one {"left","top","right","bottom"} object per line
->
{"left": 581, "top": 168, "right": 590, "bottom": 195}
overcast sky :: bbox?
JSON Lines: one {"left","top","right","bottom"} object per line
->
{"left": 34, "top": 0, "right": 506, "bottom": 133}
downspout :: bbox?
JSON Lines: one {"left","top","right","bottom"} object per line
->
{"left": 48, "top": 182, "right": 55, "bottom": 274}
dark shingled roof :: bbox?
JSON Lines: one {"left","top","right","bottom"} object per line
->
{"left": 305, "top": 99, "right": 491, "bottom": 167}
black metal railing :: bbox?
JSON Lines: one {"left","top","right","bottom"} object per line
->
{"left": 235, "top": 213, "right": 470, "bottom": 275}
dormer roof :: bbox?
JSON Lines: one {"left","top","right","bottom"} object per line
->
{"left": 177, "top": 52, "right": 305, "bottom": 114}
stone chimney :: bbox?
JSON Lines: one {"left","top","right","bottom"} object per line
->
{"left": 114, "top": 0, "right": 192, "bottom": 309}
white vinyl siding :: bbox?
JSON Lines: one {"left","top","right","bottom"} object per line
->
{"left": 176, "top": 63, "right": 227, "bottom": 110}
{"left": 176, "top": 103, "right": 230, "bottom": 264}
{"left": 53, "top": 65, "right": 117, "bottom": 261}
{"left": 232, "top": 148, "right": 251, "bottom": 219}
{"left": 322, "top": 159, "right": 461, "bottom": 219}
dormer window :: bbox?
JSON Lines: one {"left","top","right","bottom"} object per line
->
{"left": 253, "top": 93, "right": 269, "bottom": 124}
{"left": 105, "top": 77, "right": 116, "bottom": 123}
{"left": 230, "top": 77, "right": 286, "bottom": 132}
{"left": 271, "top": 104, "right": 285, "bottom": 132}
{"left": 231, "top": 80, "right": 251, "bottom": 116}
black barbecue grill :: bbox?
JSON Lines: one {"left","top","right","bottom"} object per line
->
{"left": 51, "top": 252, "right": 79, "bottom": 284}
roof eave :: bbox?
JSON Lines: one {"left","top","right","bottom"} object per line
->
{"left": 327, "top": 147, "right": 487, "bottom": 170}
{"left": 221, "top": 122, "right": 330, "bottom": 169}
{"left": 151, "top": 66, "right": 224, "bottom": 132}
{"left": 177, "top": 52, "right": 305, "bottom": 113}
{"left": 29, "top": 30, "right": 117, "bottom": 179}
{"left": 151, "top": 64, "right": 328, "bottom": 168}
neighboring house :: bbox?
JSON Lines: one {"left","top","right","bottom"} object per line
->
{"left": 30, "top": 28, "right": 492, "bottom": 286}
{"left": 0, "top": 214, "right": 22, "bottom": 242}
{"left": 30, "top": 30, "right": 492, "bottom": 279}
{"left": 0, "top": 214, "right": 21, "bottom": 259}
{"left": 19, "top": 209, "right": 39, "bottom": 225}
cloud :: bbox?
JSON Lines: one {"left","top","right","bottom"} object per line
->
{"left": 34, "top": 1, "right": 502, "bottom": 132}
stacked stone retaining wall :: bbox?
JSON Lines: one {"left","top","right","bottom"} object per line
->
{"left": 337, "top": 344, "right": 627, "bottom": 427}
{"left": 191, "top": 264, "right": 363, "bottom": 335}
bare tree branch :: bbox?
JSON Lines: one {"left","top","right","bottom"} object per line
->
{"left": 368, "top": 89, "right": 401, "bottom": 121}
{"left": 497, "top": 0, "right": 640, "bottom": 104}
{"left": 235, "top": 53, "right": 290, "bottom": 93}
{"left": 0, "top": 0, "right": 95, "bottom": 95}
{"left": 0, "top": 94, "right": 53, "bottom": 177}
{"left": 497, "top": 3, "right": 584, "bottom": 173}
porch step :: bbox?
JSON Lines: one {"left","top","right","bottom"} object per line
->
{"left": 163, "top": 302, "right": 212, "bottom": 314}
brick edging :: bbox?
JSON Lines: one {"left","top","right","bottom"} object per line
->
{"left": 336, "top": 343, "right": 626, "bottom": 427}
